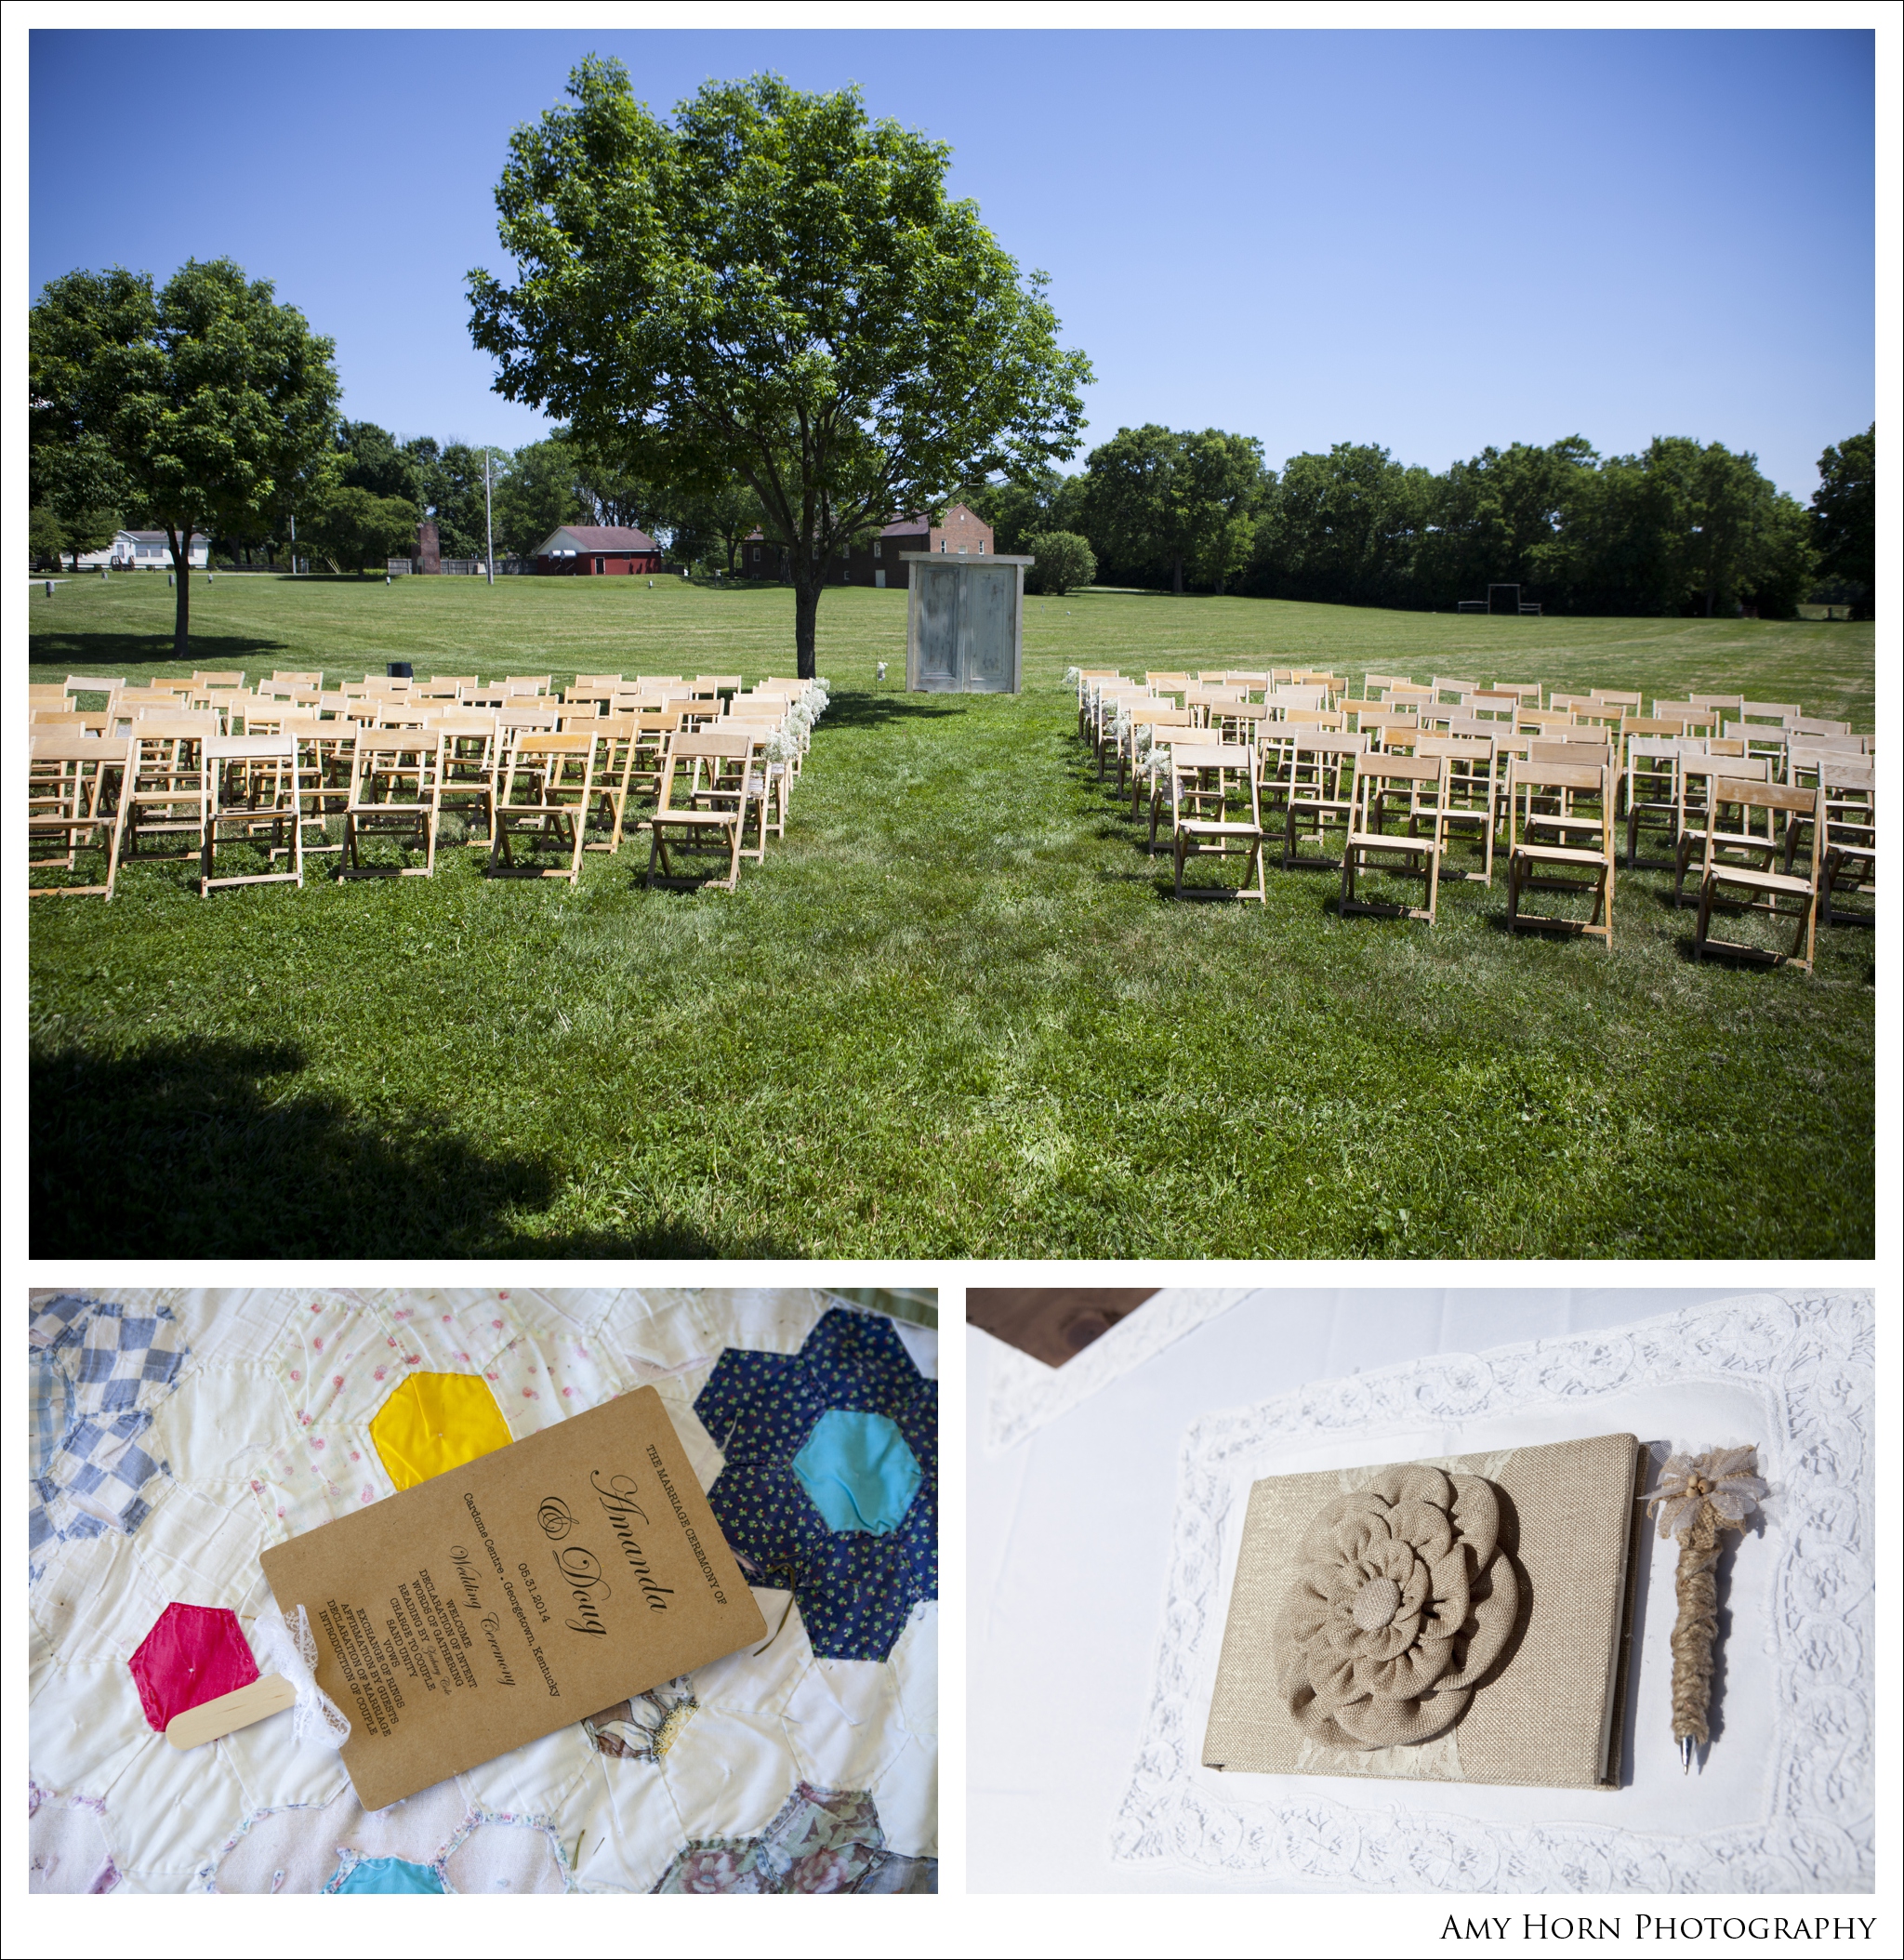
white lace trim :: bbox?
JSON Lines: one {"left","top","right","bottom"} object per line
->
{"left": 1111, "top": 1291, "right": 1874, "bottom": 1892}
{"left": 250, "top": 1604, "right": 350, "bottom": 1750}
{"left": 982, "top": 1288, "right": 1255, "bottom": 1452}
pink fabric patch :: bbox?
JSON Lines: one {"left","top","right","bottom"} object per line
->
{"left": 127, "top": 1604, "right": 259, "bottom": 1732}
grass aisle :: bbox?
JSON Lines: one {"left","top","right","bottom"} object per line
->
{"left": 29, "top": 574, "right": 1875, "bottom": 1256}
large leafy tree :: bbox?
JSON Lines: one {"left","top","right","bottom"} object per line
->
{"left": 961, "top": 466, "right": 1088, "bottom": 555}
{"left": 1251, "top": 443, "right": 1434, "bottom": 607}
{"left": 29, "top": 258, "right": 339, "bottom": 656}
{"left": 1811, "top": 424, "right": 1874, "bottom": 606}
{"left": 1080, "top": 425, "right": 1264, "bottom": 593}
{"left": 489, "top": 434, "right": 590, "bottom": 561}
{"left": 300, "top": 486, "right": 420, "bottom": 576}
{"left": 338, "top": 420, "right": 428, "bottom": 505}
{"left": 668, "top": 478, "right": 766, "bottom": 575}
{"left": 468, "top": 60, "right": 1092, "bottom": 676}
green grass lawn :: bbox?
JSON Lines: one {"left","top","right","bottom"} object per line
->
{"left": 29, "top": 570, "right": 1876, "bottom": 1258}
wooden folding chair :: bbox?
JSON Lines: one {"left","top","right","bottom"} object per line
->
{"left": 1417, "top": 733, "right": 1495, "bottom": 885}
{"left": 29, "top": 732, "right": 129, "bottom": 898}
{"left": 430, "top": 710, "right": 502, "bottom": 844}
{"left": 1341, "top": 751, "right": 1446, "bottom": 924}
{"left": 1464, "top": 690, "right": 1521, "bottom": 724}
{"left": 694, "top": 674, "right": 744, "bottom": 704}
{"left": 581, "top": 712, "right": 642, "bottom": 854}
{"left": 1789, "top": 757, "right": 1874, "bottom": 927}
{"left": 1693, "top": 779, "right": 1823, "bottom": 973}
{"left": 1166, "top": 743, "right": 1264, "bottom": 902}
{"left": 1490, "top": 682, "right": 1544, "bottom": 709}
{"left": 1788, "top": 715, "right": 1852, "bottom": 739}
{"left": 1671, "top": 752, "right": 1772, "bottom": 906}
{"left": 1294, "top": 670, "right": 1344, "bottom": 701}
{"left": 271, "top": 669, "right": 324, "bottom": 688}
{"left": 503, "top": 674, "right": 553, "bottom": 697}
{"left": 1650, "top": 702, "right": 1721, "bottom": 742}
{"left": 124, "top": 700, "right": 219, "bottom": 735}
{"left": 119, "top": 718, "right": 214, "bottom": 868}
{"left": 31, "top": 710, "right": 112, "bottom": 737}
{"left": 1076, "top": 669, "right": 1122, "bottom": 739}
{"left": 716, "top": 714, "right": 792, "bottom": 864}
{"left": 341, "top": 730, "right": 443, "bottom": 878}
{"left": 647, "top": 729, "right": 756, "bottom": 892}
{"left": 1282, "top": 732, "right": 1365, "bottom": 871}
{"left": 625, "top": 706, "right": 686, "bottom": 810}
{"left": 487, "top": 734, "right": 595, "bottom": 883}
{"left": 1094, "top": 683, "right": 1154, "bottom": 778}
{"left": 63, "top": 675, "right": 126, "bottom": 707}
{"left": 1270, "top": 682, "right": 1329, "bottom": 713}
{"left": 573, "top": 673, "right": 625, "bottom": 689}
{"left": 1357, "top": 708, "right": 1419, "bottom": 750}
{"left": 1623, "top": 735, "right": 1689, "bottom": 868}
{"left": 1589, "top": 688, "right": 1642, "bottom": 720}
{"left": 198, "top": 733, "right": 303, "bottom": 895}
{"left": 1430, "top": 675, "right": 1481, "bottom": 707}
{"left": 1504, "top": 758, "right": 1615, "bottom": 946}
{"left": 1183, "top": 683, "right": 1245, "bottom": 731}
{"left": 269, "top": 716, "right": 352, "bottom": 861}
{"left": 28, "top": 684, "right": 72, "bottom": 716}
{"left": 1687, "top": 694, "right": 1745, "bottom": 722}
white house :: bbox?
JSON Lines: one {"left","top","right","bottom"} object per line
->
{"left": 75, "top": 529, "right": 211, "bottom": 571}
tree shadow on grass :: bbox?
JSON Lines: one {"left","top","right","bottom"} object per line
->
{"left": 819, "top": 693, "right": 965, "bottom": 731}
{"left": 30, "top": 1038, "right": 794, "bottom": 1259}
{"left": 28, "top": 629, "right": 294, "bottom": 670}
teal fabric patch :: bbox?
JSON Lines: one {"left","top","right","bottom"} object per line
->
{"left": 335, "top": 1856, "right": 444, "bottom": 1895}
{"left": 792, "top": 1410, "right": 921, "bottom": 1536}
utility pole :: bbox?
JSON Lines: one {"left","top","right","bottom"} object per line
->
{"left": 484, "top": 449, "right": 496, "bottom": 587}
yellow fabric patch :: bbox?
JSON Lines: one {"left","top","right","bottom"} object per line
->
{"left": 369, "top": 1371, "right": 513, "bottom": 1490}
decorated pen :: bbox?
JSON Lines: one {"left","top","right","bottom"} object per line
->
{"left": 1645, "top": 1446, "right": 1767, "bottom": 1773}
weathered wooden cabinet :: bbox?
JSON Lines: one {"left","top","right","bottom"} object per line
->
{"left": 901, "top": 552, "right": 1032, "bottom": 694}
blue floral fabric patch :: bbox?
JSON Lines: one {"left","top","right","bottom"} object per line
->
{"left": 695, "top": 1309, "right": 936, "bottom": 1662}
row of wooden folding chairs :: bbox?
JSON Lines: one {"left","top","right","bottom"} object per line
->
{"left": 31, "top": 689, "right": 811, "bottom": 898}
{"left": 1147, "top": 737, "right": 1837, "bottom": 966}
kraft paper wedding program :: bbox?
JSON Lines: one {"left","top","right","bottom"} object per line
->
{"left": 259, "top": 1386, "right": 766, "bottom": 1810}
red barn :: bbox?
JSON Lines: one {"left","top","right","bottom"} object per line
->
{"left": 533, "top": 524, "right": 663, "bottom": 576}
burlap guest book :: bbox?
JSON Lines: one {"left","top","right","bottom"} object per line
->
{"left": 259, "top": 1387, "right": 765, "bottom": 1810}
{"left": 1202, "top": 1432, "right": 1645, "bottom": 1790}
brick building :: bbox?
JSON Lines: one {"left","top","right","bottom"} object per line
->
{"left": 533, "top": 524, "right": 664, "bottom": 576}
{"left": 741, "top": 504, "right": 996, "bottom": 589}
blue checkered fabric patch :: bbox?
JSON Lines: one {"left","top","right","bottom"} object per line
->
{"left": 29, "top": 1295, "right": 187, "bottom": 1579}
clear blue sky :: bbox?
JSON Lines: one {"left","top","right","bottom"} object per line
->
{"left": 29, "top": 25, "right": 1875, "bottom": 498}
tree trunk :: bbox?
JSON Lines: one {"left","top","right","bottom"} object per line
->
{"left": 793, "top": 573, "right": 821, "bottom": 681}
{"left": 168, "top": 523, "right": 192, "bottom": 659}
{"left": 1171, "top": 553, "right": 1184, "bottom": 596}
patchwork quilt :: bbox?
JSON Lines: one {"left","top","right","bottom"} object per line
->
{"left": 27, "top": 1288, "right": 938, "bottom": 1895}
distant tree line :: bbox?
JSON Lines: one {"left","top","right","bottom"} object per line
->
{"left": 962, "top": 422, "right": 1875, "bottom": 619}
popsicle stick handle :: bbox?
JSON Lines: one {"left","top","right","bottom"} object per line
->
{"left": 165, "top": 1673, "right": 297, "bottom": 1749}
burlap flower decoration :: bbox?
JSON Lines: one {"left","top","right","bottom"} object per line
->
{"left": 1276, "top": 1464, "right": 1520, "bottom": 1750}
